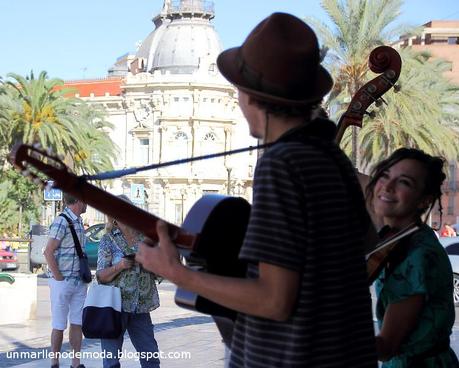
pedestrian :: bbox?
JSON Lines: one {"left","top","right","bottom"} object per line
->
{"left": 1, "top": 232, "right": 9, "bottom": 251}
{"left": 365, "top": 148, "right": 459, "bottom": 367}
{"left": 136, "top": 13, "right": 377, "bottom": 368}
{"left": 440, "top": 223, "right": 456, "bottom": 237}
{"left": 97, "top": 194, "right": 160, "bottom": 368}
{"left": 43, "top": 193, "right": 88, "bottom": 368}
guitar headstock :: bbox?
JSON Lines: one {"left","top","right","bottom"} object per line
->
{"left": 9, "top": 143, "right": 69, "bottom": 190}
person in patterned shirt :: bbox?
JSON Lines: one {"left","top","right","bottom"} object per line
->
{"left": 136, "top": 12, "right": 377, "bottom": 368}
{"left": 97, "top": 194, "right": 160, "bottom": 368}
{"left": 44, "top": 193, "right": 88, "bottom": 368}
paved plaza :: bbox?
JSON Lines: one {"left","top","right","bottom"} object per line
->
{"left": 0, "top": 278, "right": 225, "bottom": 367}
{"left": 1, "top": 276, "right": 459, "bottom": 367}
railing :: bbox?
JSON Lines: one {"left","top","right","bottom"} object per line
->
{"left": 170, "top": 0, "right": 214, "bottom": 16}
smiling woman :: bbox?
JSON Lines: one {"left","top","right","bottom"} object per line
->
{"left": 366, "top": 148, "right": 459, "bottom": 367}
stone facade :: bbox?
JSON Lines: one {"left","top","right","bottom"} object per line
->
{"left": 62, "top": 1, "right": 257, "bottom": 226}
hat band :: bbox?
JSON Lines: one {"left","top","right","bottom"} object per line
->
{"left": 236, "top": 49, "right": 296, "bottom": 98}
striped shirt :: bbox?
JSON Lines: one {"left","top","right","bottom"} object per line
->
{"left": 229, "top": 119, "right": 377, "bottom": 368}
{"left": 48, "top": 207, "right": 85, "bottom": 278}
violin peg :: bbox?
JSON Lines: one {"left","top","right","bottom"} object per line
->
{"left": 375, "top": 100, "right": 383, "bottom": 107}
{"left": 365, "top": 111, "right": 377, "bottom": 119}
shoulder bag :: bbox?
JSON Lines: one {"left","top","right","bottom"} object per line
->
{"left": 82, "top": 281, "right": 122, "bottom": 338}
{"left": 59, "top": 213, "right": 92, "bottom": 283}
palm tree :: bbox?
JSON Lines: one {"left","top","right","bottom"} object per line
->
{"left": 355, "top": 48, "right": 459, "bottom": 171}
{"left": 0, "top": 71, "right": 118, "bottom": 234}
{"left": 309, "top": 0, "right": 459, "bottom": 172}
{"left": 2, "top": 71, "right": 82, "bottom": 158}
{"left": 0, "top": 71, "right": 117, "bottom": 174}
{"left": 71, "top": 103, "right": 118, "bottom": 174}
{"left": 307, "top": 0, "right": 414, "bottom": 164}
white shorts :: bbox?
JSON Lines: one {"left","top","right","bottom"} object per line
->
{"left": 49, "top": 278, "right": 87, "bottom": 330}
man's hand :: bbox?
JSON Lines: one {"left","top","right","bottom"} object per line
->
{"left": 53, "top": 274, "right": 65, "bottom": 281}
{"left": 136, "top": 220, "right": 184, "bottom": 283}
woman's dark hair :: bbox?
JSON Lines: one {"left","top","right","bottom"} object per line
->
{"left": 366, "top": 148, "right": 446, "bottom": 223}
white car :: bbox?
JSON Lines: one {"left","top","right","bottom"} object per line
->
{"left": 439, "top": 237, "right": 459, "bottom": 306}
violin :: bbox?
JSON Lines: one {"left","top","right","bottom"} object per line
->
{"left": 366, "top": 224, "right": 420, "bottom": 284}
{"left": 331, "top": 45, "right": 405, "bottom": 284}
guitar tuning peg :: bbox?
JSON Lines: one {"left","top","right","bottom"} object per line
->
{"left": 375, "top": 100, "right": 383, "bottom": 107}
{"left": 393, "top": 84, "right": 401, "bottom": 93}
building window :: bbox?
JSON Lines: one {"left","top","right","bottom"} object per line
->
{"left": 448, "top": 37, "right": 458, "bottom": 45}
{"left": 175, "top": 202, "right": 183, "bottom": 225}
{"left": 175, "top": 131, "right": 188, "bottom": 140}
{"left": 204, "top": 132, "right": 216, "bottom": 141}
{"left": 138, "top": 138, "right": 150, "bottom": 165}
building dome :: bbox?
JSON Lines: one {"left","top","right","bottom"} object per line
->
{"left": 136, "top": 0, "right": 223, "bottom": 74}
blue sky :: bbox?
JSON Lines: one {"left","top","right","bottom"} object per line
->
{"left": 0, "top": 0, "right": 458, "bottom": 80}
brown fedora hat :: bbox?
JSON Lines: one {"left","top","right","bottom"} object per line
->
{"left": 217, "top": 12, "right": 333, "bottom": 106}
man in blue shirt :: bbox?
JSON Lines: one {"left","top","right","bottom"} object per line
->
{"left": 44, "top": 193, "right": 88, "bottom": 368}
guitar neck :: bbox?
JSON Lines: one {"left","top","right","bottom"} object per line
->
{"left": 54, "top": 172, "right": 197, "bottom": 249}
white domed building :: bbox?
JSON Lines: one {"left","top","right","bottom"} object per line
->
{"left": 66, "top": 0, "right": 258, "bottom": 225}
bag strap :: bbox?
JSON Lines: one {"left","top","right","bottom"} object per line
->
{"left": 59, "top": 213, "right": 84, "bottom": 259}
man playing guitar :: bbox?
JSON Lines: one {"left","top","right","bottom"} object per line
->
{"left": 136, "top": 13, "right": 378, "bottom": 368}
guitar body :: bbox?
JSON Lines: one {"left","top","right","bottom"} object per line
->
{"left": 175, "top": 194, "right": 250, "bottom": 321}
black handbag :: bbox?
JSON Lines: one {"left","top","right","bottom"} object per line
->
{"left": 59, "top": 213, "right": 92, "bottom": 283}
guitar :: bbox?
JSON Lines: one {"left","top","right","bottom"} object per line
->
{"left": 10, "top": 143, "right": 249, "bottom": 323}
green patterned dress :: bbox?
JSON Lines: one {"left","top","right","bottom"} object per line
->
{"left": 375, "top": 224, "right": 459, "bottom": 367}
{"left": 97, "top": 228, "right": 160, "bottom": 313}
